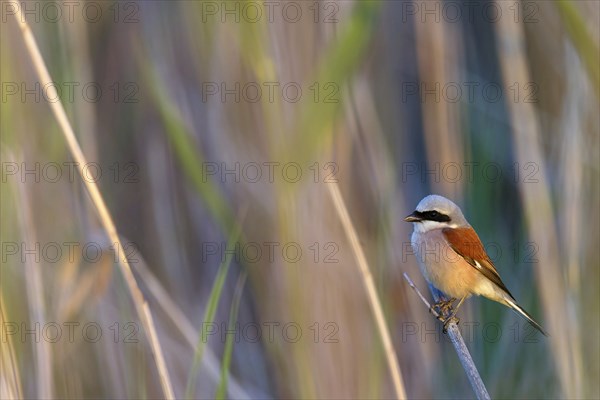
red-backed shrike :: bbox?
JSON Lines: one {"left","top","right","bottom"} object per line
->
{"left": 405, "top": 194, "right": 547, "bottom": 335}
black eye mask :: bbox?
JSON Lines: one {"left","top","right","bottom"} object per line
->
{"left": 415, "top": 210, "right": 451, "bottom": 223}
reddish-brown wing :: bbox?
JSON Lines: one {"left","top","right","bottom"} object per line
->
{"left": 442, "top": 227, "right": 514, "bottom": 299}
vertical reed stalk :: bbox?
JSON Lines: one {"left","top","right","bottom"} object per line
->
{"left": 12, "top": 11, "right": 175, "bottom": 400}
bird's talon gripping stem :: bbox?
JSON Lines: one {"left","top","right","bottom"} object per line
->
{"left": 429, "top": 298, "right": 456, "bottom": 318}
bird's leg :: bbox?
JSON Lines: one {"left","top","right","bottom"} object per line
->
{"left": 430, "top": 298, "right": 456, "bottom": 321}
{"left": 442, "top": 296, "right": 467, "bottom": 333}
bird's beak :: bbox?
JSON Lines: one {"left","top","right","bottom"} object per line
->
{"left": 404, "top": 212, "right": 421, "bottom": 222}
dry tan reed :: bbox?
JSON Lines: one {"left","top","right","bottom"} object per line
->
{"left": 327, "top": 182, "right": 407, "bottom": 400}
{"left": 14, "top": 175, "right": 53, "bottom": 397}
{"left": 0, "top": 295, "right": 23, "bottom": 399}
{"left": 11, "top": 10, "right": 175, "bottom": 400}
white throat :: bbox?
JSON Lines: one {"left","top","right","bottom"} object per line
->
{"left": 412, "top": 220, "right": 458, "bottom": 233}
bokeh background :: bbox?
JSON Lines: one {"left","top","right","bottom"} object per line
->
{"left": 1, "top": 0, "right": 599, "bottom": 399}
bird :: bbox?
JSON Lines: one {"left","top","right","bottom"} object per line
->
{"left": 404, "top": 194, "right": 547, "bottom": 336}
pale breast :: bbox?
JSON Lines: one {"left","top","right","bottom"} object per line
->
{"left": 410, "top": 229, "right": 481, "bottom": 299}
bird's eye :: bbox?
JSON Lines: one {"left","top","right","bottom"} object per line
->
{"left": 424, "top": 210, "right": 450, "bottom": 222}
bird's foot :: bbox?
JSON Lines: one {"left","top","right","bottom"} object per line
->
{"left": 442, "top": 315, "right": 460, "bottom": 334}
{"left": 429, "top": 298, "right": 456, "bottom": 320}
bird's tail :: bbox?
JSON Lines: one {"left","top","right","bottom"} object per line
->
{"left": 503, "top": 297, "right": 548, "bottom": 336}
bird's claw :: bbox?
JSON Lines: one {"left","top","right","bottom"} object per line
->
{"left": 428, "top": 298, "right": 460, "bottom": 333}
{"left": 429, "top": 298, "right": 456, "bottom": 318}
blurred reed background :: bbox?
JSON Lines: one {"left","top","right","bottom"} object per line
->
{"left": 1, "top": 0, "right": 598, "bottom": 399}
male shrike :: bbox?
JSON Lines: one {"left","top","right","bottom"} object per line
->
{"left": 405, "top": 194, "right": 547, "bottom": 335}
